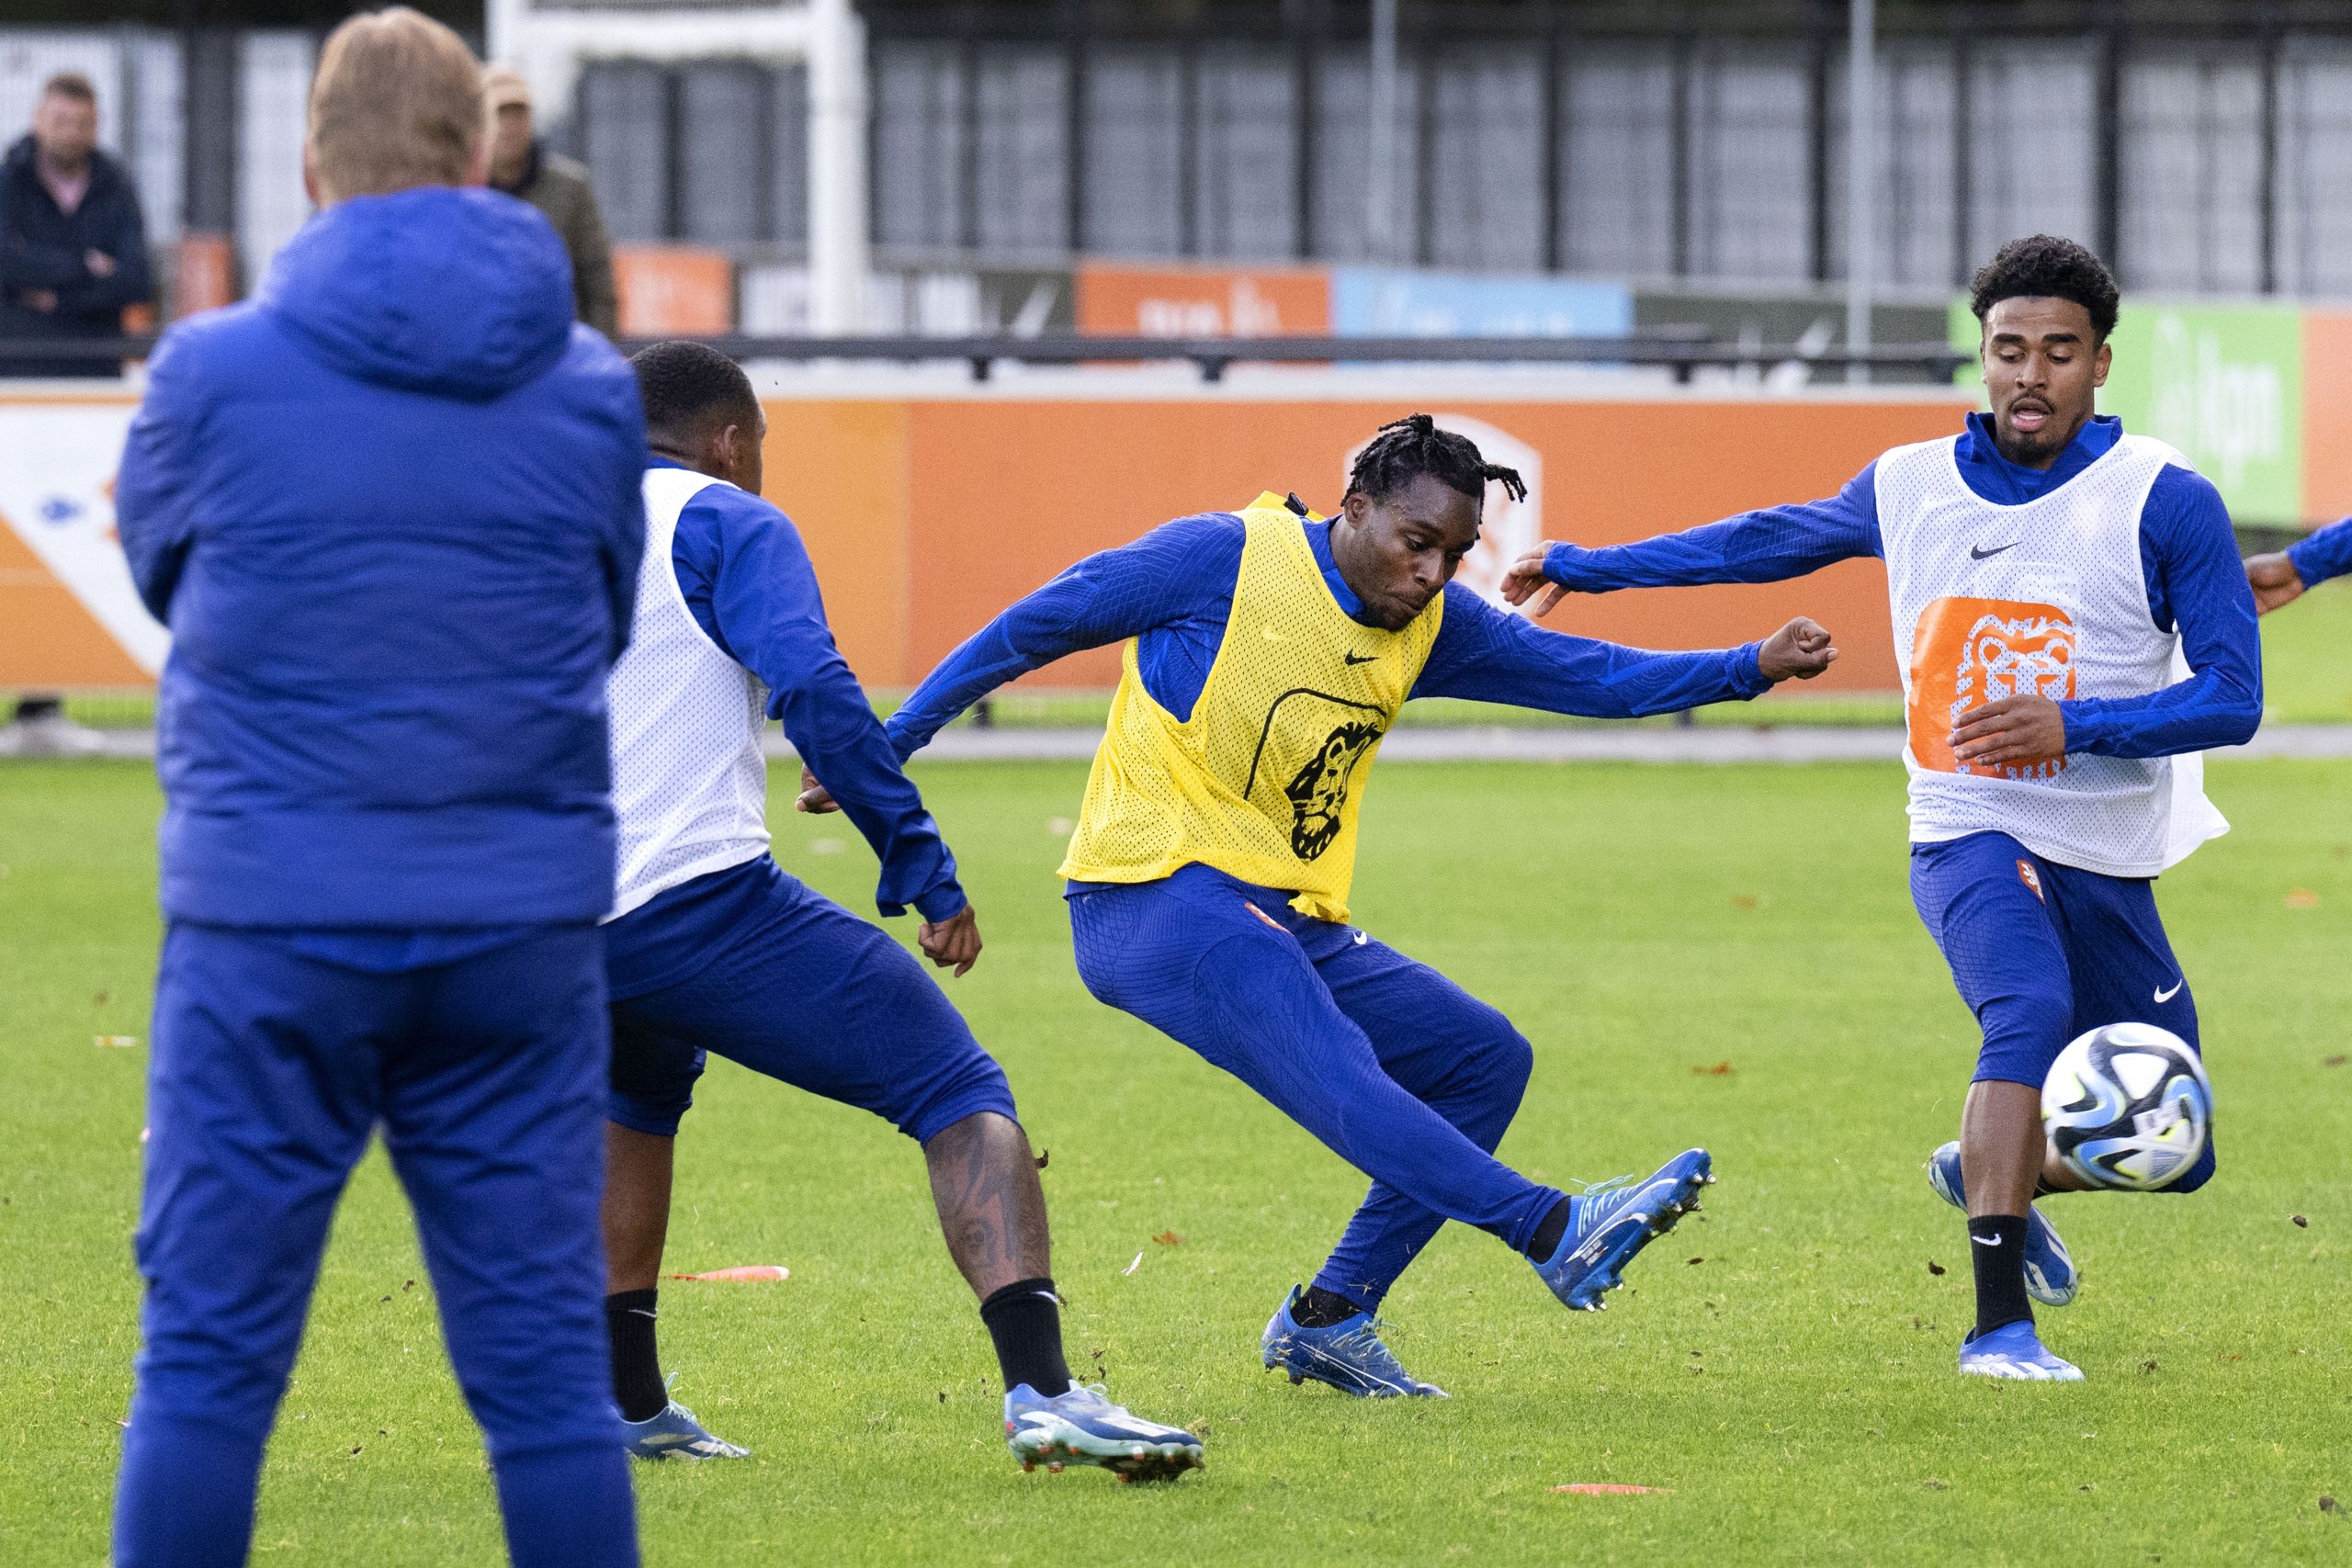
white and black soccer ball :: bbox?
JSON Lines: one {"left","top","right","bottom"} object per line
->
{"left": 2041, "top": 1022, "right": 2212, "bottom": 1191}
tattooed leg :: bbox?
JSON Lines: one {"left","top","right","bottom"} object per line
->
{"left": 922, "top": 1111, "right": 1050, "bottom": 1301}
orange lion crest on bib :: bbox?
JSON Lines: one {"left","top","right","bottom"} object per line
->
{"left": 1907, "top": 595, "right": 2075, "bottom": 779}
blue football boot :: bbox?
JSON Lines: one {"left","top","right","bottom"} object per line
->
{"left": 1533, "top": 1147, "right": 1713, "bottom": 1312}
{"left": 1958, "top": 1319, "right": 2084, "bottom": 1382}
{"left": 1927, "top": 1141, "right": 2078, "bottom": 1307}
{"left": 621, "top": 1386, "right": 751, "bottom": 1461}
{"left": 1261, "top": 1285, "right": 1449, "bottom": 1398}
{"left": 1003, "top": 1383, "right": 1204, "bottom": 1482}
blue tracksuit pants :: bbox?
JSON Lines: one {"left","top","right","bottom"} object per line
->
{"left": 1069, "top": 863, "right": 1558, "bottom": 1312}
{"left": 114, "top": 924, "right": 637, "bottom": 1568}
{"left": 1910, "top": 829, "right": 2215, "bottom": 1192}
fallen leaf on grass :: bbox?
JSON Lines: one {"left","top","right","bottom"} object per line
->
{"left": 1122, "top": 1252, "right": 1143, "bottom": 1276}
{"left": 1691, "top": 1061, "right": 1734, "bottom": 1077}
{"left": 2140, "top": 1359, "right": 2158, "bottom": 1374}
{"left": 1919, "top": 1478, "right": 1948, "bottom": 1491}
{"left": 2323, "top": 1496, "right": 2346, "bottom": 1518}
{"left": 92, "top": 1034, "right": 136, "bottom": 1048}
{"left": 1151, "top": 1230, "right": 1184, "bottom": 1247}
{"left": 1552, "top": 1483, "right": 1668, "bottom": 1495}
{"left": 2293, "top": 1214, "right": 2309, "bottom": 1227}
{"left": 671, "top": 1265, "right": 789, "bottom": 1282}
{"left": 2324, "top": 1055, "right": 2346, "bottom": 1067}
{"left": 1927, "top": 1259, "right": 1946, "bottom": 1276}
{"left": 1687, "top": 1257, "right": 1703, "bottom": 1266}
{"left": 1731, "top": 895, "right": 1758, "bottom": 909}
{"left": 2286, "top": 888, "right": 2320, "bottom": 908}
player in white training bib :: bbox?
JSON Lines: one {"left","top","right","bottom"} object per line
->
{"left": 594, "top": 344, "right": 1200, "bottom": 1479}
{"left": 1503, "top": 236, "right": 2262, "bottom": 1382}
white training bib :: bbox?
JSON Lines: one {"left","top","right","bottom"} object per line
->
{"left": 605, "top": 467, "right": 773, "bottom": 919}
{"left": 1876, "top": 431, "right": 2226, "bottom": 877}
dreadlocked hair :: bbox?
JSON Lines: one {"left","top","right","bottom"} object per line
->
{"left": 1345, "top": 413, "right": 1528, "bottom": 507}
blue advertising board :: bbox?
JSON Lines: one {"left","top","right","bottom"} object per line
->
{"left": 1332, "top": 267, "right": 1634, "bottom": 338}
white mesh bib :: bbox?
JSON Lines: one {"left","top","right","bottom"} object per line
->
{"left": 1877, "top": 431, "right": 2226, "bottom": 877}
{"left": 605, "top": 467, "right": 772, "bottom": 920}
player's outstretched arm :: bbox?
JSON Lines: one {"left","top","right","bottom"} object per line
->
{"left": 2247, "top": 515, "right": 2352, "bottom": 615}
{"left": 2049, "top": 466, "right": 2261, "bottom": 761}
{"left": 1498, "top": 463, "right": 1883, "bottom": 619}
{"left": 882, "top": 513, "right": 1247, "bottom": 761}
{"left": 678, "top": 484, "right": 968, "bottom": 926}
{"left": 1412, "top": 583, "right": 1836, "bottom": 719}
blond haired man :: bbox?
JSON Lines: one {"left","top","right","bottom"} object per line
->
{"left": 112, "top": 10, "right": 646, "bottom": 1564}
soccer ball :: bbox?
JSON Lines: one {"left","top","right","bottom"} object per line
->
{"left": 2041, "top": 1022, "right": 2212, "bottom": 1190}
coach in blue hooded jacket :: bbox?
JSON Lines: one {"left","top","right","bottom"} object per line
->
{"left": 109, "top": 13, "right": 645, "bottom": 1567}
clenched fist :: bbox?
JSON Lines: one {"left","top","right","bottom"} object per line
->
{"left": 1758, "top": 617, "right": 1838, "bottom": 682}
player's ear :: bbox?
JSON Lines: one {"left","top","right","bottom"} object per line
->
{"left": 2091, "top": 340, "right": 2111, "bottom": 389}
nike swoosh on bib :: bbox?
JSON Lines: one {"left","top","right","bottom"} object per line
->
{"left": 1342, "top": 651, "right": 1377, "bottom": 666}
{"left": 1970, "top": 541, "right": 2020, "bottom": 560}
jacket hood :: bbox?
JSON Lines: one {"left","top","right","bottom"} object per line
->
{"left": 260, "top": 186, "right": 577, "bottom": 400}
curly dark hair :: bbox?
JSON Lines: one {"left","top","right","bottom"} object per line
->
{"left": 1344, "top": 413, "right": 1527, "bottom": 508}
{"left": 629, "top": 340, "right": 758, "bottom": 439}
{"left": 1969, "top": 234, "right": 2120, "bottom": 343}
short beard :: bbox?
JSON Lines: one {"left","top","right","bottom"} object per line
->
{"left": 1992, "top": 410, "right": 2081, "bottom": 468}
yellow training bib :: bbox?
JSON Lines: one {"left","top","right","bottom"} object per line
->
{"left": 1060, "top": 493, "right": 1443, "bottom": 922}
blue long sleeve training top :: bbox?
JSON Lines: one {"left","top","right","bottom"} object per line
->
{"left": 885, "top": 511, "right": 1770, "bottom": 765}
{"left": 1537, "top": 413, "right": 2262, "bottom": 760}
{"left": 663, "top": 469, "right": 965, "bottom": 922}
{"left": 2288, "top": 516, "right": 2352, "bottom": 588}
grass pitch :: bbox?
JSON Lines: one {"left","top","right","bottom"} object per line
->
{"left": 4, "top": 755, "right": 2350, "bottom": 1566}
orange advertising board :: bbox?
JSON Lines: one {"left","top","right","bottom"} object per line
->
{"left": 2302, "top": 312, "right": 2352, "bottom": 523}
{"left": 767, "top": 394, "right": 1966, "bottom": 694}
{"left": 1076, "top": 263, "right": 1330, "bottom": 337}
{"left": 2, "top": 388, "right": 1963, "bottom": 699}
{"left": 613, "top": 245, "right": 734, "bottom": 335}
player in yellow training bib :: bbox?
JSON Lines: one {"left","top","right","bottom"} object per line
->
{"left": 820, "top": 414, "right": 1837, "bottom": 1398}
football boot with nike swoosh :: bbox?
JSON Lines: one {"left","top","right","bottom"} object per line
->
{"left": 1928, "top": 1141, "right": 2077, "bottom": 1306}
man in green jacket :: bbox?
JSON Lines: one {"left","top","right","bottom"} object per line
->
{"left": 485, "top": 66, "right": 618, "bottom": 337}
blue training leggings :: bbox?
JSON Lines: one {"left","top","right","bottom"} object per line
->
{"left": 1910, "top": 830, "right": 2215, "bottom": 1193}
{"left": 115, "top": 924, "right": 637, "bottom": 1568}
{"left": 1069, "top": 863, "right": 1560, "bottom": 1311}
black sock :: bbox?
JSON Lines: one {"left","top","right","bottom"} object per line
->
{"left": 1291, "top": 1285, "right": 1364, "bottom": 1329}
{"left": 605, "top": 1288, "right": 669, "bottom": 1422}
{"left": 978, "top": 1278, "right": 1072, "bottom": 1396}
{"left": 1967, "top": 1215, "right": 2033, "bottom": 1339}
{"left": 1526, "top": 1194, "right": 1575, "bottom": 1262}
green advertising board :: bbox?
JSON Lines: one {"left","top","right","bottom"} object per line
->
{"left": 1947, "top": 298, "right": 2305, "bottom": 525}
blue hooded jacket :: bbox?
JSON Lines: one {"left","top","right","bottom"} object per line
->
{"left": 115, "top": 186, "right": 647, "bottom": 929}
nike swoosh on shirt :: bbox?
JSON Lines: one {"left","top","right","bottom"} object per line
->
{"left": 1343, "top": 651, "right": 1377, "bottom": 666}
{"left": 2154, "top": 979, "right": 2184, "bottom": 1003}
{"left": 1970, "top": 541, "right": 2020, "bottom": 560}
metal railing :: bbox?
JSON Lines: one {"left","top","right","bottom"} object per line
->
{"left": 0, "top": 332, "right": 1972, "bottom": 386}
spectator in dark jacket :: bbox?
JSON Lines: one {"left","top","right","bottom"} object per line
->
{"left": 485, "top": 65, "right": 618, "bottom": 337}
{"left": 109, "top": 9, "right": 645, "bottom": 1566}
{"left": 0, "top": 71, "right": 153, "bottom": 378}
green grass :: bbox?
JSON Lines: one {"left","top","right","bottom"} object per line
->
{"left": 15, "top": 574, "right": 2352, "bottom": 736}
{"left": 2258, "top": 579, "right": 2352, "bottom": 724}
{"left": 5, "top": 756, "right": 2352, "bottom": 1566}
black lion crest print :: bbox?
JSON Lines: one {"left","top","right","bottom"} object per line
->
{"left": 1283, "top": 720, "right": 1384, "bottom": 860}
